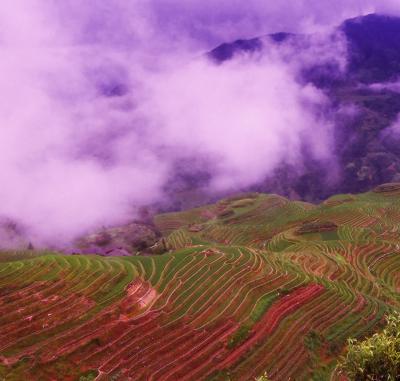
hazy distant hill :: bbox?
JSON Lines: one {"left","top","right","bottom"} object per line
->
{"left": 210, "top": 13, "right": 400, "bottom": 84}
{"left": 194, "top": 14, "right": 400, "bottom": 204}
{"left": 344, "top": 14, "right": 400, "bottom": 83}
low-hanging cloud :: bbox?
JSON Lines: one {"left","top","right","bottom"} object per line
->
{"left": 0, "top": 0, "right": 399, "bottom": 247}
{"left": 146, "top": 53, "right": 334, "bottom": 190}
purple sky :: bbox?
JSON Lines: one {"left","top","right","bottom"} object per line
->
{"left": 0, "top": 0, "right": 399, "bottom": 246}
{"left": 49, "top": 0, "right": 400, "bottom": 50}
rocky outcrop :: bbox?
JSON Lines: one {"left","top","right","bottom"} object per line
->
{"left": 373, "top": 182, "right": 400, "bottom": 194}
{"left": 295, "top": 221, "right": 338, "bottom": 235}
{"left": 75, "top": 222, "right": 160, "bottom": 256}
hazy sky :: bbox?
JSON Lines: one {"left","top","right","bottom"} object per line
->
{"left": 48, "top": 0, "right": 400, "bottom": 50}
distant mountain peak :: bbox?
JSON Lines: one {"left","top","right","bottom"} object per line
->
{"left": 341, "top": 13, "right": 400, "bottom": 83}
{"left": 203, "top": 13, "right": 400, "bottom": 202}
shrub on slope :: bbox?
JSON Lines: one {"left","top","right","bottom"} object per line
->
{"left": 337, "top": 312, "right": 400, "bottom": 380}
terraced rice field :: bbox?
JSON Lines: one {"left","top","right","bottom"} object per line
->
{"left": 0, "top": 187, "right": 399, "bottom": 380}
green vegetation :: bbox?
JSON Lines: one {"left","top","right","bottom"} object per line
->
{"left": 255, "top": 372, "right": 271, "bottom": 381}
{"left": 337, "top": 312, "right": 400, "bottom": 380}
{"left": 305, "top": 330, "right": 325, "bottom": 353}
{"left": 78, "top": 370, "right": 98, "bottom": 381}
{"left": 227, "top": 324, "right": 252, "bottom": 349}
{"left": 227, "top": 293, "right": 279, "bottom": 349}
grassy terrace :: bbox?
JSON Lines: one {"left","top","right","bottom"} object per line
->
{"left": 0, "top": 189, "right": 399, "bottom": 380}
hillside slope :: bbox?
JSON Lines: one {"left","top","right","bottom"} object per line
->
{"left": 0, "top": 186, "right": 399, "bottom": 380}
{"left": 192, "top": 14, "right": 400, "bottom": 203}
